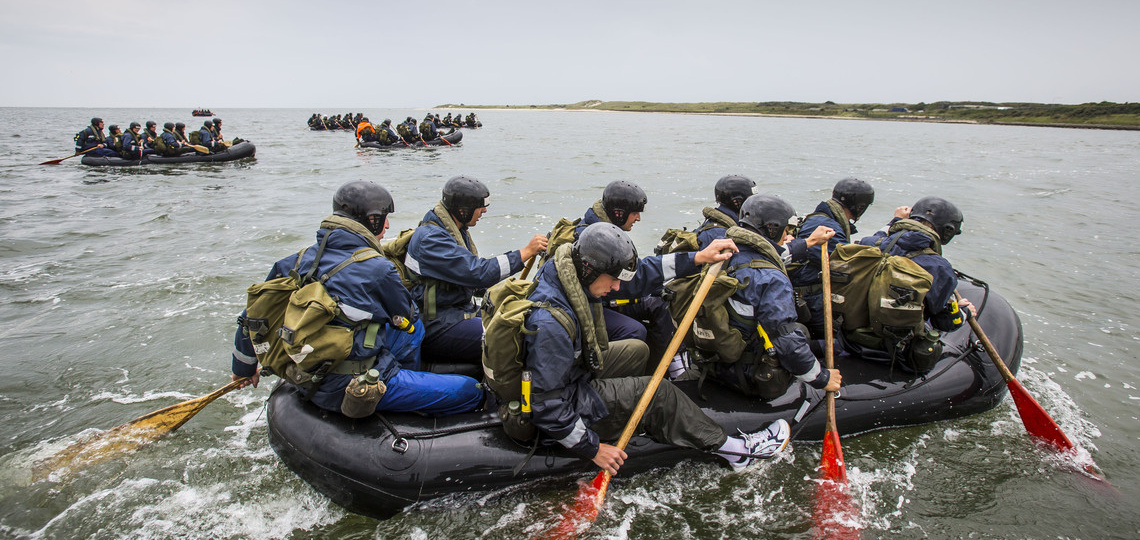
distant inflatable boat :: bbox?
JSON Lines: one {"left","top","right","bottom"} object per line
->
{"left": 266, "top": 276, "right": 1021, "bottom": 520}
{"left": 358, "top": 130, "right": 463, "bottom": 148}
{"left": 80, "top": 141, "right": 256, "bottom": 166}
{"left": 192, "top": 109, "right": 214, "bottom": 117}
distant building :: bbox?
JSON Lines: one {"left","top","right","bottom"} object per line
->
{"left": 890, "top": 107, "right": 910, "bottom": 113}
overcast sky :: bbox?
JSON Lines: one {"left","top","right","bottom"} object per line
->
{"left": 2, "top": 0, "right": 1135, "bottom": 108}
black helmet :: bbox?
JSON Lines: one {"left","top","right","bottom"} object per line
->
{"left": 739, "top": 194, "right": 796, "bottom": 242}
{"left": 601, "top": 181, "right": 647, "bottom": 227}
{"left": 441, "top": 175, "right": 490, "bottom": 224}
{"left": 108, "top": 124, "right": 120, "bottom": 133}
{"left": 910, "top": 196, "right": 963, "bottom": 245}
{"left": 145, "top": 120, "right": 156, "bottom": 129}
{"left": 572, "top": 222, "right": 638, "bottom": 285}
{"left": 425, "top": 114, "right": 434, "bottom": 121}
{"left": 91, "top": 117, "right": 103, "bottom": 126}
{"left": 406, "top": 117, "right": 414, "bottom": 123}
{"left": 163, "top": 122, "right": 175, "bottom": 130}
{"left": 382, "top": 119, "right": 391, "bottom": 126}
{"left": 333, "top": 180, "right": 395, "bottom": 236}
{"left": 832, "top": 177, "right": 875, "bottom": 221}
{"left": 129, "top": 122, "right": 141, "bottom": 130}
{"left": 175, "top": 122, "right": 185, "bottom": 129}
{"left": 204, "top": 120, "right": 213, "bottom": 127}
{"left": 714, "top": 175, "right": 757, "bottom": 214}
{"left": 212, "top": 118, "right": 222, "bottom": 125}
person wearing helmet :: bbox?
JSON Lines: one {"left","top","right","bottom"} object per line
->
{"left": 571, "top": 180, "right": 674, "bottom": 360}
{"left": 702, "top": 194, "right": 842, "bottom": 398}
{"left": 230, "top": 181, "right": 484, "bottom": 416}
{"left": 122, "top": 122, "right": 154, "bottom": 159}
{"left": 156, "top": 122, "right": 194, "bottom": 157}
{"left": 140, "top": 120, "right": 158, "bottom": 150}
{"left": 399, "top": 117, "right": 420, "bottom": 144}
{"left": 406, "top": 176, "right": 548, "bottom": 369}
{"left": 198, "top": 120, "right": 223, "bottom": 153}
{"left": 73, "top": 117, "right": 118, "bottom": 157}
{"left": 173, "top": 122, "right": 189, "bottom": 145}
{"left": 694, "top": 174, "right": 757, "bottom": 249}
{"left": 419, "top": 114, "right": 440, "bottom": 141}
{"left": 789, "top": 177, "right": 876, "bottom": 337}
{"left": 355, "top": 117, "right": 377, "bottom": 144}
{"left": 211, "top": 118, "right": 233, "bottom": 148}
{"left": 376, "top": 119, "right": 399, "bottom": 145}
{"left": 857, "top": 196, "right": 974, "bottom": 334}
{"left": 522, "top": 222, "right": 792, "bottom": 473}
{"left": 105, "top": 125, "right": 126, "bottom": 158}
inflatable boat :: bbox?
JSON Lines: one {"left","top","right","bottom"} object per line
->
{"left": 266, "top": 275, "right": 1021, "bottom": 520}
{"left": 358, "top": 130, "right": 463, "bottom": 149}
{"left": 80, "top": 141, "right": 256, "bottom": 166}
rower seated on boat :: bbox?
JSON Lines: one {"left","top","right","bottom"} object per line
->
{"left": 520, "top": 223, "right": 794, "bottom": 474}
{"left": 668, "top": 194, "right": 841, "bottom": 400}
{"left": 230, "top": 181, "right": 484, "bottom": 417}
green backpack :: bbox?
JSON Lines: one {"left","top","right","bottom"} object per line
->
{"left": 542, "top": 217, "right": 581, "bottom": 263}
{"left": 380, "top": 228, "right": 420, "bottom": 290}
{"left": 480, "top": 277, "right": 573, "bottom": 440}
{"left": 664, "top": 258, "right": 791, "bottom": 399}
{"left": 241, "top": 237, "right": 383, "bottom": 388}
{"left": 188, "top": 130, "right": 202, "bottom": 145}
{"left": 654, "top": 228, "right": 699, "bottom": 255}
{"left": 829, "top": 236, "right": 936, "bottom": 371}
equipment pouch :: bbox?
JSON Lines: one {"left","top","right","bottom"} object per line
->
{"left": 279, "top": 281, "right": 354, "bottom": 373}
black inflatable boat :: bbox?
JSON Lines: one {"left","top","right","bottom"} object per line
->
{"left": 80, "top": 141, "right": 256, "bottom": 166}
{"left": 266, "top": 277, "right": 1021, "bottom": 520}
{"left": 358, "top": 130, "right": 463, "bottom": 148}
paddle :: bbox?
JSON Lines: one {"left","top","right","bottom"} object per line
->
{"left": 543, "top": 256, "right": 727, "bottom": 539}
{"left": 953, "top": 291, "right": 1105, "bottom": 481}
{"left": 519, "top": 253, "right": 538, "bottom": 280}
{"left": 188, "top": 144, "right": 210, "bottom": 153}
{"left": 40, "top": 146, "right": 96, "bottom": 165}
{"left": 812, "top": 245, "right": 861, "bottom": 539}
{"left": 31, "top": 378, "right": 248, "bottom": 482}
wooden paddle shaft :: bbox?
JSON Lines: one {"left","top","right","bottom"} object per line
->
{"left": 519, "top": 253, "right": 538, "bottom": 280}
{"left": 613, "top": 259, "right": 726, "bottom": 452}
{"left": 821, "top": 246, "right": 837, "bottom": 432}
{"left": 954, "top": 291, "right": 1016, "bottom": 383}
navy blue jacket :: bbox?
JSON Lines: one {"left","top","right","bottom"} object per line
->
{"left": 75, "top": 126, "right": 105, "bottom": 152}
{"left": 122, "top": 130, "right": 146, "bottom": 156}
{"left": 231, "top": 223, "right": 417, "bottom": 389}
{"left": 199, "top": 126, "right": 219, "bottom": 148}
{"left": 524, "top": 251, "right": 700, "bottom": 459}
{"left": 790, "top": 201, "right": 853, "bottom": 287}
{"left": 160, "top": 130, "right": 181, "bottom": 149}
{"left": 406, "top": 209, "right": 525, "bottom": 337}
{"left": 859, "top": 220, "right": 961, "bottom": 332}
{"left": 725, "top": 241, "right": 830, "bottom": 389}
{"left": 695, "top": 205, "right": 737, "bottom": 249}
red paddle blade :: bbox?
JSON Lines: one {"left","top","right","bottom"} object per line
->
{"left": 813, "top": 430, "right": 860, "bottom": 539}
{"left": 1005, "top": 378, "right": 1075, "bottom": 452}
{"left": 812, "top": 478, "right": 861, "bottom": 540}
{"left": 820, "top": 430, "right": 848, "bottom": 483}
{"left": 538, "top": 471, "right": 609, "bottom": 540}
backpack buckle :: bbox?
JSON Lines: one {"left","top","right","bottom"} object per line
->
{"left": 277, "top": 326, "right": 296, "bottom": 345}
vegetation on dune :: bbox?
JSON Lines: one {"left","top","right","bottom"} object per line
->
{"left": 437, "top": 100, "right": 1140, "bottom": 130}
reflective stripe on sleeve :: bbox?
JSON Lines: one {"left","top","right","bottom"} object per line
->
{"left": 728, "top": 297, "right": 754, "bottom": 318}
{"left": 339, "top": 303, "right": 373, "bottom": 322}
{"left": 496, "top": 254, "right": 511, "bottom": 280}
{"left": 233, "top": 349, "right": 257, "bottom": 365}
{"left": 556, "top": 418, "right": 589, "bottom": 449}
{"left": 797, "top": 362, "right": 822, "bottom": 383}
{"left": 661, "top": 253, "right": 678, "bottom": 283}
{"left": 405, "top": 253, "right": 421, "bottom": 274}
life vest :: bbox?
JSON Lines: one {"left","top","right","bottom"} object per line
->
{"left": 241, "top": 217, "right": 387, "bottom": 390}
{"left": 355, "top": 122, "right": 374, "bottom": 140}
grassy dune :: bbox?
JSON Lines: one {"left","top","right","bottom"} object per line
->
{"left": 439, "top": 100, "right": 1140, "bottom": 130}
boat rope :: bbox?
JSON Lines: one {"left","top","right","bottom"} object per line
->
{"left": 373, "top": 413, "right": 502, "bottom": 454}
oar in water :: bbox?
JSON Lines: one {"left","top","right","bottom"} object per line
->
{"left": 40, "top": 146, "right": 96, "bottom": 165}
{"left": 953, "top": 291, "right": 1107, "bottom": 482}
{"left": 540, "top": 257, "right": 727, "bottom": 539}
{"left": 32, "top": 378, "right": 248, "bottom": 482}
{"left": 812, "top": 245, "right": 861, "bottom": 539}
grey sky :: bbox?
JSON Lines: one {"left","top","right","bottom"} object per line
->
{"left": 2, "top": 0, "right": 1135, "bottom": 108}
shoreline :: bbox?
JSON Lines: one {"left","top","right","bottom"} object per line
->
{"left": 438, "top": 103, "right": 1140, "bottom": 132}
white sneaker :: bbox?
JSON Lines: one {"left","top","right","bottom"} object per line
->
{"left": 729, "top": 419, "right": 791, "bottom": 471}
{"left": 667, "top": 352, "right": 690, "bottom": 380}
